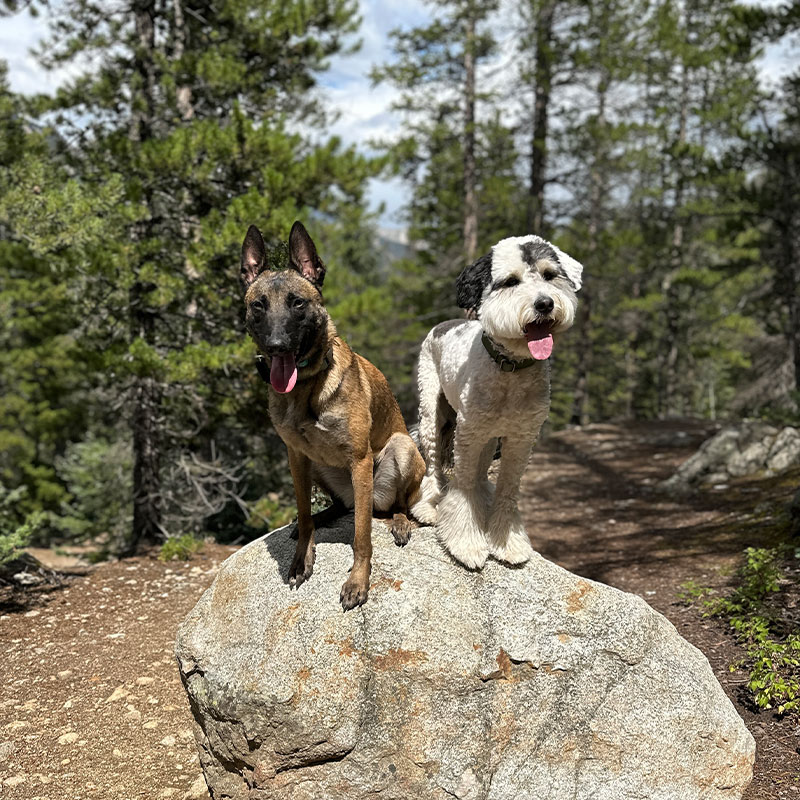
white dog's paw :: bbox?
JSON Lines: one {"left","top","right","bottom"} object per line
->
{"left": 411, "top": 497, "right": 438, "bottom": 525}
{"left": 412, "top": 474, "right": 442, "bottom": 523}
{"left": 436, "top": 488, "right": 488, "bottom": 570}
{"left": 488, "top": 506, "right": 534, "bottom": 565}
{"left": 421, "top": 473, "right": 442, "bottom": 503}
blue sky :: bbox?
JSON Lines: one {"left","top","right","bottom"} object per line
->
{"left": 1, "top": 0, "right": 797, "bottom": 230}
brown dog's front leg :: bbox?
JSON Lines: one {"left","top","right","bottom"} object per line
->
{"left": 287, "top": 448, "right": 315, "bottom": 588}
{"left": 340, "top": 454, "right": 373, "bottom": 610}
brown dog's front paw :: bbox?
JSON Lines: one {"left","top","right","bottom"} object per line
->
{"left": 288, "top": 545, "right": 315, "bottom": 588}
{"left": 390, "top": 513, "right": 413, "bottom": 547}
{"left": 339, "top": 576, "right": 369, "bottom": 611}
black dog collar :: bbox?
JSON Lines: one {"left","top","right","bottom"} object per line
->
{"left": 481, "top": 332, "right": 540, "bottom": 372}
{"left": 255, "top": 346, "right": 334, "bottom": 386}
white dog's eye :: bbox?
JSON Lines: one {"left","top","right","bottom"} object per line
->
{"left": 543, "top": 270, "right": 557, "bottom": 281}
{"left": 495, "top": 275, "right": 520, "bottom": 289}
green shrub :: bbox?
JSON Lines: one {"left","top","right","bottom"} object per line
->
{"left": 158, "top": 534, "right": 204, "bottom": 562}
{"left": 246, "top": 493, "right": 296, "bottom": 531}
{"left": 0, "top": 483, "right": 43, "bottom": 564}
{"left": 681, "top": 546, "right": 799, "bottom": 716}
{"left": 53, "top": 437, "right": 132, "bottom": 549}
{"left": 744, "top": 630, "right": 800, "bottom": 715}
{"left": 676, "top": 578, "right": 714, "bottom": 605}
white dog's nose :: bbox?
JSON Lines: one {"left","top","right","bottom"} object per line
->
{"left": 534, "top": 296, "right": 554, "bottom": 314}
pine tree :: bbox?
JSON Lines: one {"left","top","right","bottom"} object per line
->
{"left": 4, "top": 0, "right": 378, "bottom": 551}
{"left": 740, "top": 73, "right": 800, "bottom": 407}
{"left": 370, "top": 0, "right": 526, "bottom": 396}
{"left": 0, "top": 62, "right": 123, "bottom": 543}
{"left": 371, "top": 0, "right": 513, "bottom": 269}
{"left": 640, "top": 0, "right": 763, "bottom": 417}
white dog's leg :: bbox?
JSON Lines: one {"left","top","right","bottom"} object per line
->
{"left": 488, "top": 433, "right": 537, "bottom": 565}
{"left": 437, "top": 427, "right": 490, "bottom": 569}
{"left": 474, "top": 439, "right": 497, "bottom": 527}
{"left": 411, "top": 341, "right": 444, "bottom": 524}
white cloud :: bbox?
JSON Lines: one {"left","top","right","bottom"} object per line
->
{"left": 0, "top": 11, "right": 59, "bottom": 95}
{"left": 758, "top": 39, "right": 798, "bottom": 89}
{"left": 320, "top": 0, "right": 433, "bottom": 224}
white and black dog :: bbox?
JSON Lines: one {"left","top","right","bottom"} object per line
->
{"left": 411, "top": 235, "right": 582, "bottom": 569}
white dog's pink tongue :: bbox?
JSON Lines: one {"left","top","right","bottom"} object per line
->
{"left": 525, "top": 324, "right": 553, "bottom": 360}
{"left": 270, "top": 353, "right": 298, "bottom": 393}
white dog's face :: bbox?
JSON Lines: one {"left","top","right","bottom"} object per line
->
{"left": 456, "top": 235, "right": 582, "bottom": 360}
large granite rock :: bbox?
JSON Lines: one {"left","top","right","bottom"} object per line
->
{"left": 175, "top": 520, "right": 754, "bottom": 800}
{"left": 661, "top": 421, "right": 800, "bottom": 491}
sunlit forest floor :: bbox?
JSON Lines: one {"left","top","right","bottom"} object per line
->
{"left": 1, "top": 420, "right": 798, "bottom": 798}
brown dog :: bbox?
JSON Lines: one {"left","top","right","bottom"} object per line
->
{"left": 240, "top": 221, "right": 425, "bottom": 610}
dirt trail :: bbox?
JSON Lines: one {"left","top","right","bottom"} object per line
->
{"left": 0, "top": 547, "right": 233, "bottom": 799}
{"left": 0, "top": 420, "right": 797, "bottom": 798}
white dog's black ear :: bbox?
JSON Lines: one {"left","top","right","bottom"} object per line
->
{"left": 551, "top": 244, "right": 583, "bottom": 292}
{"left": 241, "top": 225, "right": 267, "bottom": 291}
{"left": 289, "top": 220, "right": 326, "bottom": 288}
{"left": 456, "top": 253, "right": 493, "bottom": 312}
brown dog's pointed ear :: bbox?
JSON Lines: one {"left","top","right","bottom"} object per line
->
{"left": 288, "top": 220, "right": 326, "bottom": 288}
{"left": 241, "top": 225, "right": 267, "bottom": 291}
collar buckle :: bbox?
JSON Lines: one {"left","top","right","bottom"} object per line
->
{"left": 499, "top": 358, "right": 517, "bottom": 373}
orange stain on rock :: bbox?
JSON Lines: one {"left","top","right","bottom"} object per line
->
{"left": 369, "top": 577, "right": 405, "bottom": 592}
{"left": 374, "top": 648, "right": 429, "bottom": 670}
{"left": 297, "top": 665, "right": 311, "bottom": 683}
{"left": 325, "top": 636, "right": 357, "bottom": 657}
{"left": 566, "top": 580, "right": 593, "bottom": 613}
{"left": 481, "top": 648, "right": 522, "bottom": 682}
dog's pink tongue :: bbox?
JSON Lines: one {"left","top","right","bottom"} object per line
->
{"left": 269, "top": 353, "right": 298, "bottom": 393}
{"left": 525, "top": 324, "right": 554, "bottom": 360}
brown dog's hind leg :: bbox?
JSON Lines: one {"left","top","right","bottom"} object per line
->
{"left": 374, "top": 433, "right": 426, "bottom": 546}
{"left": 390, "top": 456, "right": 425, "bottom": 547}
{"left": 286, "top": 448, "right": 315, "bottom": 588}
{"left": 340, "top": 454, "right": 373, "bottom": 611}
{"left": 389, "top": 511, "right": 414, "bottom": 546}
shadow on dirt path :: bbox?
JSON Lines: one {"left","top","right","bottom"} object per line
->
{"left": 523, "top": 420, "right": 800, "bottom": 800}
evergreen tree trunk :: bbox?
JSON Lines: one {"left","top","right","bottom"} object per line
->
{"left": 527, "top": 0, "right": 554, "bottom": 236}
{"left": 127, "top": 0, "right": 163, "bottom": 553}
{"left": 570, "top": 81, "right": 606, "bottom": 426}
{"left": 172, "top": 0, "right": 195, "bottom": 121}
{"left": 129, "top": 283, "right": 163, "bottom": 552}
{"left": 788, "top": 238, "right": 800, "bottom": 395}
{"left": 769, "top": 140, "right": 800, "bottom": 393}
{"left": 777, "top": 189, "right": 800, "bottom": 393}
{"left": 463, "top": 11, "right": 478, "bottom": 262}
{"left": 662, "top": 26, "right": 689, "bottom": 418}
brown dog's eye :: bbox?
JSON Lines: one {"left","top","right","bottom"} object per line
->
{"left": 291, "top": 297, "right": 307, "bottom": 310}
{"left": 250, "top": 298, "right": 267, "bottom": 316}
